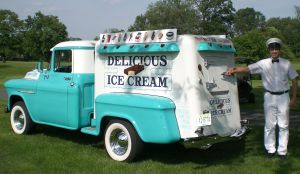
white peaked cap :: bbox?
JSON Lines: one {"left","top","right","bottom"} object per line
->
{"left": 266, "top": 38, "right": 282, "bottom": 47}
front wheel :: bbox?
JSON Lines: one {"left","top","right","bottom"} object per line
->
{"left": 10, "top": 101, "right": 34, "bottom": 134}
{"left": 104, "top": 119, "right": 143, "bottom": 162}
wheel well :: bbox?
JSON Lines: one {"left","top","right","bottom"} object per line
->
{"left": 10, "top": 95, "right": 24, "bottom": 108}
{"left": 100, "top": 116, "right": 134, "bottom": 136}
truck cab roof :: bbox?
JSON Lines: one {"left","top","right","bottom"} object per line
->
{"left": 51, "top": 41, "right": 96, "bottom": 51}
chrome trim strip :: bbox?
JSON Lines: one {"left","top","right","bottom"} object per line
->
{"left": 18, "top": 90, "right": 35, "bottom": 94}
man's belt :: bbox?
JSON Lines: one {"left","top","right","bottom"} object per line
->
{"left": 265, "top": 90, "right": 289, "bottom": 95}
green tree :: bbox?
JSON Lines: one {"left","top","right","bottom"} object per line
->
{"left": 234, "top": 8, "right": 265, "bottom": 35}
{"left": 295, "top": 5, "right": 300, "bottom": 20}
{"left": 233, "top": 27, "right": 296, "bottom": 62}
{"left": 104, "top": 28, "right": 125, "bottom": 33}
{"left": 233, "top": 29, "right": 267, "bottom": 61}
{"left": 128, "top": 0, "right": 198, "bottom": 34}
{"left": 191, "top": 0, "right": 235, "bottom": 35}
{"left": 266, "top": 17, "right": 300, "bottom": 58}
{"left": 23, "top": 11, "right": 68, "bottom": 60}
{"left": 0, "top": 10, "right": 23, "bottom": 60}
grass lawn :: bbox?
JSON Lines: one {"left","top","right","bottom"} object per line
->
{"left": 0, "top": 60, "right": 300, "bottom": 173}
{"left": 1, "top": 99, "right": 300, "bottom": 174}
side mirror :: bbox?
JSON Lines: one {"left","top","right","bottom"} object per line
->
{"left": 36, "top": 62, "right": 44, "bottom": 72}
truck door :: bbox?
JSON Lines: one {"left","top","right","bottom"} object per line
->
{"left": 36, "top": 49, "right": 73, "bottom": 127}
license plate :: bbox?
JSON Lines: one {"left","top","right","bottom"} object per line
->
{"left": 196, "top": 113, "right": 212, "bottom": 126}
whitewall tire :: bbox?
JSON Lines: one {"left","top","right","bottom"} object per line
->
{"left": 104, "top": 119, "right": 143, "bottom": 162}
{"left": 10, "top": 101, "right": 34, "bottom": 134}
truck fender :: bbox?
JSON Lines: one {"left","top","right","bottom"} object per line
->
{"left": 95, "top": 93, "right": 181, "bottom": 143}
{"left": 7, "top": 92, "right": 37, "bottom": 122}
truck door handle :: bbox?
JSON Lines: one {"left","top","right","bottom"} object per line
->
{"left": 64, "top": 77, "right": 71, "bottom": 81}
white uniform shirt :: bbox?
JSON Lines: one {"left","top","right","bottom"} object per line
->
{"left": 248, "top": 57, "right": 298, "bottom": 92}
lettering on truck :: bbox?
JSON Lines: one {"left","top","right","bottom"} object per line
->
{"left": 104, "top": 54, "right": 171, "bottom": 90}
{"left": 106, "top": 75, "right": 168, "bottom": 88}
{"left": 209, "top": 97, "right": 233, "bottom": 117}
{"left": 107, "top": 55, "right": 167, "bottom": 67}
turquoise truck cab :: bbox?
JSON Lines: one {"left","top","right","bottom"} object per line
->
{"left": 4, "top": 29, "right": 247, "bottom": 162}
{"left": 5, "top": 41, "right": 95, "bottom": 130}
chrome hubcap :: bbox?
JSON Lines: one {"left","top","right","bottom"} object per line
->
{"left": 13, "top": 110, "right": 25, "bottom": 131}
{"left": 110, "top": 129, "right": 128, "bottom": 156}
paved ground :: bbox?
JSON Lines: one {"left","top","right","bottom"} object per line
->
{"left": 0, "top": 89, "right": 299, "bottom": 127}
{"left": 240, "top": 109, "right": 300, "bottom": 128}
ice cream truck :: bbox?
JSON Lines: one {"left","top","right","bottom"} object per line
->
{"left": 4, "top": 29, "right": 247, "bottom": 162}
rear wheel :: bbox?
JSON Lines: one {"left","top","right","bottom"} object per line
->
{"left": 104, "top": 119, "right": 143, "bottom": 162}
{"left": 10, "top": 101, "right": 34, "bottom": 134}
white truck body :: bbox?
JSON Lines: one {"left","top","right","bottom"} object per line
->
{"left": 95, "top": 29, "right": 241, "bottom": 139}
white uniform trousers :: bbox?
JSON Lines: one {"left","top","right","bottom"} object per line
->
{"left": 264, "top": 92, "right": 289, "bottom": 155}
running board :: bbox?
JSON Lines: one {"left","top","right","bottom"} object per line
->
{"left": 81, "top": 126, "right": 98, "bottom": 136}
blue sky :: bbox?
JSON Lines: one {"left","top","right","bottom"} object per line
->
{"left": 0, "top": 0, "right": 299, "bottom": 40}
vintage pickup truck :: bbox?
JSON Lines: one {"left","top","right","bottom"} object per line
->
{"left": 4, "top": 29, "right": 247, "bottom": 162}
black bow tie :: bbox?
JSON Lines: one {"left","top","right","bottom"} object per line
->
{"left": 272, "top": 59, "right": 279, "bottom": 63}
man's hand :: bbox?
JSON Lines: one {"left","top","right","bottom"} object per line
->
{"left": 226, "top": 67, "right": 236, "bottom": 76}
{"left": 226, "top": 66, "right": 250, "bottom": 75}
{"left": 289, "top": 97, "right": 296, "bottom": 107}
{"left": 290, "top": 78, "right": 298, "bottom": 107}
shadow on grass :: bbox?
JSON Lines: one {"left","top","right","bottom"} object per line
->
{"left": 31, "top": 124, "right": 103, "bottom": 148}
{"left": 16, "top": 121, "right": 300, "bottom": 172}
{"left": 142, "top": 126, "right": 300, "bottom": 172}
{"left": 288, "top": 128, "right": 300, "bottom": 157}
{"left": 142, "top": 138, "right": 247, "bottom": 167}
{"left": 30, "top": 123, "right": 250, "bottom": 166}
{"left": 137, "top": 128, "right": 260, "bottom": 166}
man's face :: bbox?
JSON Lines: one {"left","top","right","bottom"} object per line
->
{"left": 269, "top": 47, "right": 280, "bottom": 59}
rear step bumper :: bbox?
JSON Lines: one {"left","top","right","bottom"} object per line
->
{"left": 183, "top": 122, "right": 250, "bottom": 150}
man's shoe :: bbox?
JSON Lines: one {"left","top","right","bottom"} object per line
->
{"left": 278, "top": 155, "right": 287, "bottom": 160}
{"left": 266, "top": 153, "right": 275, "bottom": 158}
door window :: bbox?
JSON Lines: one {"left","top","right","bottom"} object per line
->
{"left": 54, "top": 50, "right": 72, "bottom": 73}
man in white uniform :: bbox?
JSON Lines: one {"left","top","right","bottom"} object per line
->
{"left": 227, "top": 38, "right": 298, "bottom": 159}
